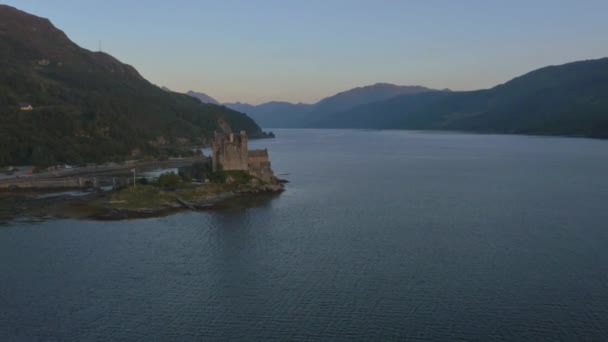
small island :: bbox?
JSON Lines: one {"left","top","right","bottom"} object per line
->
{"left": 0, "top": 131, "right": 285, "bottom": 221}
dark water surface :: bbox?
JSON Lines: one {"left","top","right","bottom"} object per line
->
{"left": 2, "top": 129, "right": 608, "bottom": 341}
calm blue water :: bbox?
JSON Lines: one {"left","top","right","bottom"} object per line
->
{"left": 2, "top": 129, "right": 608, "bottom": 341}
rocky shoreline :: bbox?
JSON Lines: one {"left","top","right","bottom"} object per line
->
{"left": 0, "top": 183, "right": 285, "bottom": 223}
{"left": 92, "top": 185, "right": 284, "bottom": 220}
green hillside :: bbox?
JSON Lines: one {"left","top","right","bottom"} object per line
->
{"left": 0, "top": 5, "right": 263, "bottom": 166}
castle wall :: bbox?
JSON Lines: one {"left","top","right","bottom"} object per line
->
{"left": 212, "top": 131, "right": 248, "bottom": 171}
{"left": 219, "top": 143, "right": 248, "bottom": 171}
{"left": 248, "top": 150, "right": 274, "bottom": 183}
{"left": 212, "top": 132, "right": 278, "bottom": 184}
{"left": 247, "top": 156, "right": 269, "bottom": 164}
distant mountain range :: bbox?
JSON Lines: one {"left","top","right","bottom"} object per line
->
{"left": 185, "top": 90, "right": 220, "bottom": 105}
{"left": 223, "top": 101, "right": 315, "bottom": 128}
{"left": 314, "top": 58, "right": 608, "bottom": 138}
{"left": 220, "top": 59, "right": 608, "bottom": 138}
{"left": 160, "top": 86, "right": 221, "bottom": 105}
{"left": 0, "top": 5, "right": 263, "bottom": 166}
{"left": 224, "top": 84, "right": 442, "bottom": 127}
{"left": 161, "top": 87, "right": 220, "bottom": 105}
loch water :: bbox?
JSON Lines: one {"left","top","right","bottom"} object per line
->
{"left": 2, "top": 129, "right": 608, "bottom": 341}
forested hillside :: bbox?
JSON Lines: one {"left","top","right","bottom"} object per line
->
{"left": 0, "top": 5, "right": 263, "bottom": 166}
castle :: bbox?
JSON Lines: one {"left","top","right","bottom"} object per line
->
{"left": 212, "top": 131, "right": 276, "bottom": 183}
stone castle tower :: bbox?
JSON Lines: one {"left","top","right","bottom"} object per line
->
{"left": 212, "top": 130, "right": 249, "bottom": 172}
{"left": 212, "top": 130, "right": 277, "bottom": 184}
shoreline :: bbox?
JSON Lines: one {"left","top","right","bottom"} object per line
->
{"left": 92, "top": 185, "right": 284, "bottom": 220}
{"left": 0, "top": 183, "right": 285, "bottom": 223}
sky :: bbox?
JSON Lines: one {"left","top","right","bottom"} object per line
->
{"left": 4, "top": 0, "right": 608, "bottom": 104}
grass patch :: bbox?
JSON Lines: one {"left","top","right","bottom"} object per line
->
{"left": 208, "top": 170, "right": 252, "bottom": 184}
{"left": 108, "top": 185, "right": 177, "bottom": 209}
{"left": 107, "top": 183, "right": 245, "bottom": 210}
{"left": 106, "top": 170, "right": 263, "bottom": 211}
{"left": 175, "top": 183, "right": 237, "bottom": 202}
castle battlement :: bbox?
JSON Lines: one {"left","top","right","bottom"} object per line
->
{"left": 212, "top": 131, "right": 249, "bottom": 172}
{"left": 212, "top": 131, "right": 276, "bottom": 184}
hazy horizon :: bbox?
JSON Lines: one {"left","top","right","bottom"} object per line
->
{"left": 5, "top": 0, "right": 608, "bottom": 105}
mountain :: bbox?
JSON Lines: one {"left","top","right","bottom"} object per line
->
{"left": 186, "top": 90, "right": 220, "bottom": 105}
{"left": 224, "top": 84, "right": 440, "bottom": 127}
{"left": 223, "top": 102, "right": 257, "bottom": 115}
{"left": 0, "top": 5, "right": 264, "bottom": 167}
{"left": 224, "top": 101, "right": 314, "bottom": 128}
{"left": 314, "top": 58, "right": 608, "bottom": 138}
{"left": 314, "top": 83, "right": 442, "bottom": 116}
{"left": 161, "top": 87, "right": 220, "bottom": 105}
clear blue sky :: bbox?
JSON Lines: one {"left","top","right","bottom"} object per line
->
{"left": 5, "top": 0, "right": 608, "bottom": 104}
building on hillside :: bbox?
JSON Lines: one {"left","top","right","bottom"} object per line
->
{"left": 19, "top": 103, "right": 33, "bottom": 111}
{"left": 212, "top": 131, "right": 276, "bottom": 183}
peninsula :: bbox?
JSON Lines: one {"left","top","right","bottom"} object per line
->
{"left": 0, "top": 131, "right": 284, "bottom": 221}
{"left": 0, "top": 5, "right": 285, "bottom": 221}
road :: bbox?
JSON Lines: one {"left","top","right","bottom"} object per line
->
{"left": 0, "top": 157, "right": 207, "bottom": 186}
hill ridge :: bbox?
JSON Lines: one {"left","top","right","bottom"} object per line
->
{"left": 313, "top": 58, "right": 608, "bottom": 138}
{"left": 225, "top": 83, "right": 441, "bottom": 127}
{"left": 0, "top": 5, "right": 263, "bottom": 166}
